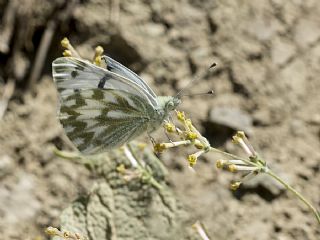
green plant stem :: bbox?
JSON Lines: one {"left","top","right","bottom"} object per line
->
{"left": 266, "top": 169, "right": 320, "bottom": 225}
{"left": 146, "top": 173, "right": 163, "bottom": 190}
{"left": 53, "top": 147, "right": 79, "bottom": 160}
{"left": 127, "top": 143, "right": 163, "bottom": 190}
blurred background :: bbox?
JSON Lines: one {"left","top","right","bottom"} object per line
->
{"left": 0, "top": 0, "right": 320, "bottom": 239}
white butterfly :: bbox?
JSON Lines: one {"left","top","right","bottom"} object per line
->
{"left": 52, "top": 56, "right": 181, "bottom": 154}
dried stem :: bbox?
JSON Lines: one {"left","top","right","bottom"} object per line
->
{"left": 28, "top": 0, "right": 78, "bottom": 89}
{"left": 0, "top": 79, "right": 15, "bottom": 119}
{"left": 27, "top": 19, "right": 56, "bottom": 89}
{"left": 192, "top": 221, "right": 210, "bottom": 240}
{"left": 0, "top": 0, "right": 16, "bottom": 54}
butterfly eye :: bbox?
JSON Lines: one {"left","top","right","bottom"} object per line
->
{"left": 167, "top": 101, "right": 174, "bottom": 108}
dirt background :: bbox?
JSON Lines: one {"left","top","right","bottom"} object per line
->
{"left": 0, "top": 0, "right": 320, "bottom": 239}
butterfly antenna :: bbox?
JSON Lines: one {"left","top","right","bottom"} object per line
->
{"left": 175, "top": 62, "right": 217, "bottom": 98}
{"left": 180, "top": 90, "right": 214, "bottom": 97}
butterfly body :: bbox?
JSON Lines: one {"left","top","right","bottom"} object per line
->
{"left": 52, "top": 56, "right": 180, "bottom": 154}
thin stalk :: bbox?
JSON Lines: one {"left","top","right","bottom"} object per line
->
{"left": 127, "top": 143, "right": 163, "bottom": 190}
{"left": 53, "top": 148, "right": 79, "bottom": 160}
{"left": 266, "top": 169, "right": 320, "bottom": 225}
{"left": 146, "top": 175, "right": 163, "bottom": 190}
{"left": 210, "top": 147, "right": 260, "bottom": 168}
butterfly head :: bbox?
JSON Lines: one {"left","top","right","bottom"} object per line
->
{"left": 165, "top": 96, "right": 181, "bottom": 112}
{"left": 157, "top": 96, "right": 181, "bottom": 114}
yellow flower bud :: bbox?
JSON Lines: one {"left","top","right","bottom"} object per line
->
{"left": 45, "top": 227, "right": 58, "bottom": 236}
{"left": 186, "top": 131, "right": 198, "bottom": 140}
{"left": 61, "top": 37, "right": 70, "bottom": 48}
{"left": 164, "top": 122, "right": 175, "bottom": 133}
{"left": 216, "top": 159, "right": 225, "bottom": 169}
{"left": 185, "top": 119, "right": 193, "bottom": 128}
{"left": 228, "top": 164, "right": 237, "bottom": 173}
{"left": 116, "top": 164, "right": 126, "bottom": 174}
{"left": 177, "top": 111, "right": 185, "bottom": 121}
{"left": 188, "top": 154, "right": 197, "bottom": 167}
{"left": 232, "top": 135, "right": 241, "bottom": 144}
{"left": 63, "top": 50, "right": 72, "bottom": 57}
{"left": 232, "top": 131, "right": 246, "bottom": 144}
{"left": 230, "top": 181, "right": 241, "bottom": 190}
{"left": 236, "top": 131, "right": 245, "bottom": 138}
{"left": 95, "top": 45, "right": 104, "bottom": 55}
{"left": 194, "top": 142, "right": 204, "bottom": 149}
{"left": 94, "top": 56, "right": 102, "bottom": 66}
{"left": 154, "top": 143, "right": 166, "bottom": 153}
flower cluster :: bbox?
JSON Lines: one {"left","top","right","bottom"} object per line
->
{"left": 154, "top": 112, "right": 269, "bottom": 190}
{"left": 45, "top": 226, "right": 88, "bottom": 240}
{"left": 154, "top": 110, "right": 211, "bottom": 167}
{"left": 215, "top": 131, "right": 266, "bottom": 190}
{"left": 60, "top": 37, "right": 104, "bottom": 67}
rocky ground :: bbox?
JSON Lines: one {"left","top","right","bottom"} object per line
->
{"left": 0, "top": 0, "right": 319, "bottom": 239}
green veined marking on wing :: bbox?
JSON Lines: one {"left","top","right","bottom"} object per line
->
{"left": 87, "top": 116, "right": 145, "bottom": 151}
{"left": 61, "top": 94, "right": 134, "bottom": 123}
{"left": 86, "top": 119, "right": 148, "bottom": 153}
{"left": 92, "top": 89, "right": 104, "bottom": 101}
{"left": 61, "top": 105, "right": 149, "bottom": 153}
{"left": 61, "top": 107, "right": 146, "bottom": 144}
{"left": 104, "top": 119, "right": 147, "bottom": 146}
{"left": 58, "top": 87, "right": 155, "bottom": 153}
{"left": 60, "top": 118, "right": 87, "bottom": 134}
{"left": 62, "top": 118, "right": 101, "bottom": 138}
{"left": 72, "top": 131, "right": 95, "bottom": 151}
{"left": 107, "top": 91, "right": 145, "bottom": 113}
{"left": 60, "top": 106, "right": 142, "bottom": 130}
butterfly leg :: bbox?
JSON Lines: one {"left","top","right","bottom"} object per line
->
{"left": 165, "top": 131, "right": 173, "bottom": 143}
{"left": 148, "top": 133, "right": 161, "bottom": 158}
{"left": 165, "top": 114, "right": 175, "bottom": 143}
{"left": 148, "top": 133, "right": 156, "bottom": 146}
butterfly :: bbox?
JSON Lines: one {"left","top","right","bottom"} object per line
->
{"left": 52, "top": 56, "right": 181, "bottom": 154}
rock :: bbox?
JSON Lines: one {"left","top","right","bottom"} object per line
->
{"left": 0, "top": 173, "right": 41, "bottom": 224}
{"left": 271, "top": 37, "right": 296, "bottom": 66}
{"left": 0, "top": 155, "right": 14, "bottom": 178}
{"left": 294, "top": 17, "right": 320, "bottom": 48}
{"left": 208, "top": 107, "right": 253, "bottom": 135}
{"left": 235, "top": 167, "right": 291, "bottom": 201}
{"left": 243, "top": 173, "right": 286, "bottom": 198}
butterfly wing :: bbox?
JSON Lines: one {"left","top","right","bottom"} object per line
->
{"left": 52, "top": 57, "right": 158, "bottom": 107}
{"left": 102, "top": 55, "right": 157, "bottom": 98}
{"left": 59, "top": 88, "right": 155, "bottom": 154}
{"left": 52, "top": 57, "right": 161, "bottom": 154}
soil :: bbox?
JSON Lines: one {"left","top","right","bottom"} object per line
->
{"left": 0, "top": 0, "right": 319, "bottom": 239}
